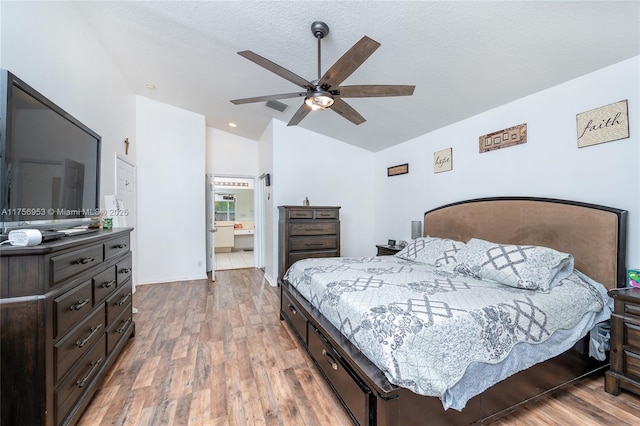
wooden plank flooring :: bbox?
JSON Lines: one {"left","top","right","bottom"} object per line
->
{"left": 79, "top": 269, "right": 640, "bottom": 425}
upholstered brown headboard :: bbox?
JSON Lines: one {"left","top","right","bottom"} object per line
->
{"left": 424, "top": 197, "right": 628, "bottom": 290}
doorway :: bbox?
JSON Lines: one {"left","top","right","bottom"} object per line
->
{"left": 207, "top": 175, "right": 256, "bottom": 272}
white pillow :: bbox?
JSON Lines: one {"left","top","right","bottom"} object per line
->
{"left": 394, "top": 236, "right": 465, "bottom": 269}
{"left": 454, "top": 238, "right": 574, "bottom": 291}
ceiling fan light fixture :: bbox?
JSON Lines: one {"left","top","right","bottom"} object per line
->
{"left": 304, "top": 90, "right": 334, "bottom": 110}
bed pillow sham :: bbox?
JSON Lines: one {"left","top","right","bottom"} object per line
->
{"left": 454, "top": 238, "right": 574, "bottom": 291}
{"left": 394, "top": 236, "right": 465, "bottom": 269}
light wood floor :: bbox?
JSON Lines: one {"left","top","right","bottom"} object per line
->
{"left": 79, "top": 269, "right": 640, "bottom": 425}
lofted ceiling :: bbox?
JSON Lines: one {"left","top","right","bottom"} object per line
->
{"left": 76, "top": 1, "right": 639, "bottom": 152}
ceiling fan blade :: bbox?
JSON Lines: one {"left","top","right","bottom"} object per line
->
{"left": 287, "top": 104, "right": 311, "bottom": 126}
{"left": 338, "top": 85, "right": 415, "bottom": 98}
{"left": 331, "top": 98, "right": 366, "bottom": 125}
{"left": 238, "top": 51, "right": 312, "bottom": 89}
{"left": 318, "top": 36, "right": 380, "bottom": 88}
{"left": 231, "top": 92, "right": 306, "bottom": 105}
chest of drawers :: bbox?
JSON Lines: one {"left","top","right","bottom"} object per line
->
{"left": 278, "top": 206, "right": 340, "bottom": 282}
{"left": 0, "top": 228, "right": 135, "bottom": 425}
{"left": 605, "top": 287, "right": 640, "bottom": 397}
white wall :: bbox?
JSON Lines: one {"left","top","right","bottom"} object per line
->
{"left": 270, "top": 120, "right": 376, "bottom": 282}
{"left": 375, "top": 56, "right": 640, "bottom": 270}
{"left": 136, "top": 96, "right": 207, "bottom": 284}
{"left": 206, "top": 127, "right": 258, "bottom": 176}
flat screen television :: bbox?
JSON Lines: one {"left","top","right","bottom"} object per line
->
{"left": 0, "top": 69, "right": 101, "bottom": 233}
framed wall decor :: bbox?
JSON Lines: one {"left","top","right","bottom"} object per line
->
{"left": 576, "top": 100, "right": 629, "bottom": 148}
{"left": 387, "top": 163, "right": 409, "bottom": 176}
{"left": 479, "top": 123, "right": 527, "bottom": 153}
{"left": 433, "top": 148, "right": 453, "bottom": 173}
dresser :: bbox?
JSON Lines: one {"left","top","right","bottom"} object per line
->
{"left": 0, "top": 228, "right": 135, "bottom": 425}
{"left": 278, "top": 206, "right": 340, "bottom": 282}
{"left": 605, "top": 287, "right": 640, "bottom": 397}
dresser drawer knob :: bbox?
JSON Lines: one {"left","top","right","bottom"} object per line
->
{"left": 119, "top": 268, "right": 132, "bottom": 274}
{"left": 304, "top": 242, "right": 324, "bottom": 247}
{"left": 70, "top": 299, "right": 90, "bottom": 311}
{"left": 76, "top": 257, "right": 95, "bottom": 265}
{"left": 288, "top": 304, "right": 297, "bottom": 315}
{"left": 76, "top": 357, "right": 103, "bottom": 388}
{"left": 101, "top": 280, "right": 116, "bottom": 289}
{"left": 76, "top": 324, "right": 102, "bottom": 348}
{"left": 321, "top": 348, "right": 339, "bottom": 370}
{"left": 304, "top": 228, "right": 324, "bottom": 232}
{"left": 114, "top": 243, "right": 128, "bottom": 249}
{"left": 116, "top": 292, "right": 132, "bottom": 307}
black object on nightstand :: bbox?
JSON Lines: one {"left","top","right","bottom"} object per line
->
{"left": 376, "top": 244, "right": 402, "bottom": 256}
{"left": 605, "top": 287, "right": 640, "bottom": 397}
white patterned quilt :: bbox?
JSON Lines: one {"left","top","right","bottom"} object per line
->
{"left": 283, "top": 256, "right": 612, "bottom": 410}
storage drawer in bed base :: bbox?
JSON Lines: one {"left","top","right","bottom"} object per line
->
{"left": 308, "top": 325, "right": 373, "bottom": 426}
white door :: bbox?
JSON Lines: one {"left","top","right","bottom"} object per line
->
{"left": 115, "top": 155, "right": 136, "bottom": 228}
{"left": 206, "top": 174, "right": 216, "bottom": 281}
{"left": 115, "top": 154, "right": 136, "bottom": 299}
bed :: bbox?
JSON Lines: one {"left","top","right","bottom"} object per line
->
{"left": 279, "top": 197, "right": 627, "bottom": 425}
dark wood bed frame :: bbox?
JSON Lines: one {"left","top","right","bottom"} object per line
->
{"left": 280, "top": 197, "right": 628, "bottom": 425}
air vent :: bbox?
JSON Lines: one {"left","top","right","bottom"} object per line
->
{"left": 265, "top": 100, "right": 288, "bottom": 112}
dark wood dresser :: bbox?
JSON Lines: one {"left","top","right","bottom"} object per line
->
{"left": 278, "top": 205, "right": 340, "bottom": 282}
{"left": 605, "top": 287, "right": 640, "bottom": 397}
{"left": 1, "top": 228, "right": 135, "bottom": 425}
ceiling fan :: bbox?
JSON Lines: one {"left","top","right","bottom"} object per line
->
{"left": 230, "top": 21, "right": 415, "bottom": 126}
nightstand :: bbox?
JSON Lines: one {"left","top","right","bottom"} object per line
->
{"left": 376, "top": 244, "right": 402, "bottom": 256}
{"left": 605, "top": 287, "right": 640, "bottom": 397}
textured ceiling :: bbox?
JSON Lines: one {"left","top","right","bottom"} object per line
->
{"left": 77, "top": 1, "right": 639, "bottom": 152}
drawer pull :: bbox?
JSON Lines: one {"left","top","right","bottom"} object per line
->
{"left": 70, "top": 299, "right": 90, "bottom": 311}
{"left": 304, "top": 242, "right": 324, "bottom": 247}
{"left": 114, "top": 243, "right": 128, "bottom": 249}
{"left": 76, "top": 357, "right": 103, "bottom": 388}
{"left": 321, "top": 348, "right": 339, "bottom": 371}
{"left": 116, "top": 317, "right": 132, "bottom": 334}
{"left": 317, "top": 213, "right": 332, "bottom": 217}
{"left": 304, "top": 228, "right": 325, "bottom": 232}
{"left": 116, "top": 292, "right": 132, "bottom": 306}
{"left": 119, "top": 268, "right": 132, "bottom": 274}
{"left": 101, "top": 280, "right": 116, "bottom": 289}
{"left": 76, "top": 324, "right": 102, "bottom": 348}
{"left": 76, "top": 257, "right": 95, "bottom": 265}
{"left": 288, "top": 304, "right": 297, "bottom": 315}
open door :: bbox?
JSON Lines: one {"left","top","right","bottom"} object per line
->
{"left": 205, "top": 174, "right": 216, "bottom": 281}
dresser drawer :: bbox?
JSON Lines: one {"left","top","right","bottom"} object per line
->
{"left": 623, "top": 350, "right": 640, "bottom": 382}
{"left": 289, "top": 250, "right": 339, "bottom": 266}
{"left": 55, "top": 335, "right": 106, "bottom": 426}
{"left": 290, "top": 236, "right": 337, "bottom": 251}
{"left": 289, "top": 222, "right": 338, "bottom": 236}
{"left": 54, "top": 279, "right": 94, "bottom": 339}
{"left": 308, "top": 326, "right": 371, "bottom": 426}
{"left": 93, "top": 266, "right": 117, "bottom": 305}
{"left": 51, "top": 244, "right": 104, "bottom": 284}
{"left": 104, "top": 235, "right": 130, "bottom": 260}
{"left": 624, "top": 321, "right": 640, "bottom": 352}
{"left": 107, "top": 305, "right": 133, "bottom": 355}
{"left": 314, "top": 209, "right": 339, "bottom": 220}
{"left": 116, "top": 255, "right": 133, "bottom": 286}
{"left": 54, "top": 307, "right": 105, "bottom": 383}
{"left": 623, "top": 302, "right": 640, "bottom": 321}
{"left": 287, "top": 209, "right": 314, "bottom": 219}
{"left": 106, "top": 279, "right": 132, "bottom": 327}
{"left": 282, "top": 289, "right": 308, "bottom": 343}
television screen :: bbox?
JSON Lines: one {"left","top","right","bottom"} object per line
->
{"left": 0, "top": 70, "right": 101, "bottom": 231}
